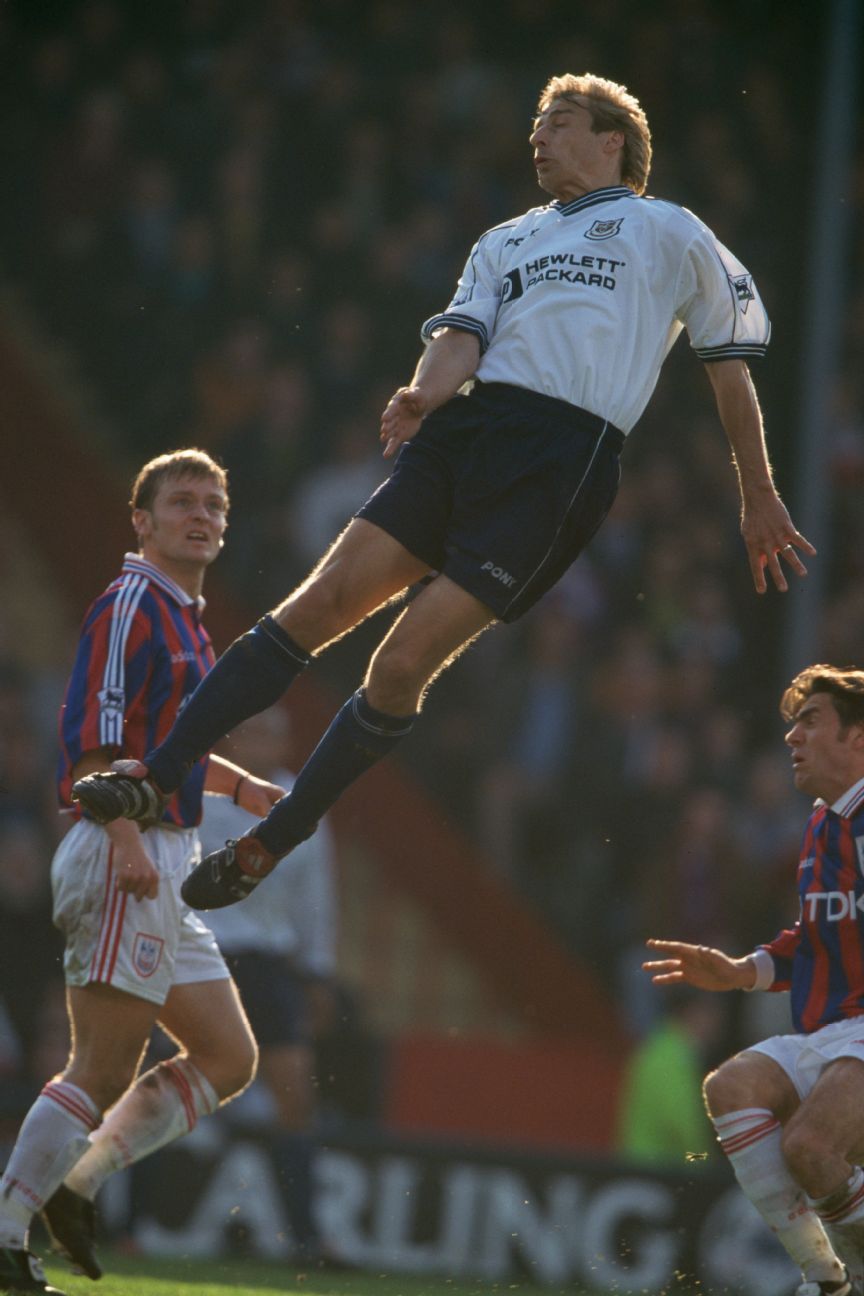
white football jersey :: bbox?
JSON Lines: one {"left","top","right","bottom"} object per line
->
{"left": 422, "top": 185, "right": 770, "bottom": 434}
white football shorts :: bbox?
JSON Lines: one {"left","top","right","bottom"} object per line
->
{"left": 52, "top": 818, "right": 229, "bottom": 1005}
{"left": 747, "top": 1014, "right": 864, "bottom": 1101}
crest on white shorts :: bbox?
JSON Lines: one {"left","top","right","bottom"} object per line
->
{"left": 133, "top": 933, "right": 164, "bottom": 978}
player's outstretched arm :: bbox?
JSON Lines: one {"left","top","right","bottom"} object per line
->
{"left": 380, "top": 328, "right": 480, "bottom": 458}
{"left": 643, "top": 938, "right": 757, "bottom": 992}
{"left": 705, "top": 359, "right": 816, "bottom": 594}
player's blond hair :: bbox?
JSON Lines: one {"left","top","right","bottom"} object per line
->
{"left": 130, "top": 448, "right": 229, "bottom": 513}
{"left": 537, "top": 73, "right": 652, "bottom": 195}
{"left": 781, "top": 664, "right": 864, "bottom": 729}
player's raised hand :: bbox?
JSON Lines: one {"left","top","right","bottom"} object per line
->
{"left": 380, "top": 386, "right": 428, "bottom": 459}
{"left": 741, "top": 494, "right": 816, "bottom": 594}
{"left": 643, "top": 938, "right": 756, "bottom": 991}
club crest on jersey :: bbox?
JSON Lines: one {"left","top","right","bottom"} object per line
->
{"left": 132, "top": 933, "right": 164, "bottom": 978}
{"left": 732, "top": 274, "right": 755, "bottom": 313}
{"left": 585, "top": 217, "right": 623, "bottom": 241}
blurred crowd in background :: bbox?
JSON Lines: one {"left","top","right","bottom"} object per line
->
{"left": 0, "top": 0, "right": 862, "bottom": 1136}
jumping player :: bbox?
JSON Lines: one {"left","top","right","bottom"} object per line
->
{"left": 645, "top": 666, "right": 864, "bottom": 1296}
{"left": 72, "top": 72, "right": 815, "bottom": 911}
{"left": 0, "top": 451, "right": 284, "bottom": 1294}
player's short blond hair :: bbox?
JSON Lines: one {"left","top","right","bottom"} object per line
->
{"left": 781, "top": 664, "right": 864, "bottom": 729}
{"left": 130, "top": 448, "right": 229, "bottom": 513}
{"left": 537, "top": 73, "right": 652, "bottom": 195}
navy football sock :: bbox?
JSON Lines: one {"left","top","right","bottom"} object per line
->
{"left": 145, "top": 615, "right": 310, "bottom": 792}
{"left": 255, "top": 688, "right": 415, "bottom": 858}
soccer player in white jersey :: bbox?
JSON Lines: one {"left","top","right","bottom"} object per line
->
{"left": 74, "top": 72, "right": 815, "bottom": 912}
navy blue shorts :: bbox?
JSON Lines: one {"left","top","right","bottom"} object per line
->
{"left": 357, "top": 381, "right": 624, "bottom": 622}
{"left": 226, "top": 951, "right": 308, "bottom": 1048}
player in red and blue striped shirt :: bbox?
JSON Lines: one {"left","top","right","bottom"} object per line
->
{"left": 0, "top": 450, "right": 284, "bottom": 1296}
{"left": 645, "top": 666, "right": 864, "bottom": 1296}
{"left": 758, "top": 779, "right": 864, "bottom": 1036}
{"left": 58, "top": 550, "right": 216, "bottom": 831}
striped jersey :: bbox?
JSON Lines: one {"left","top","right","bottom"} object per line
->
{"left": 754, "top": 777, "right": 864, "bottom": 1033}
{"left": 58, "top": 553, "right": 215, "bottom": 828}
{"left": 422, "top": 185, "right": 770, "bottom": 434}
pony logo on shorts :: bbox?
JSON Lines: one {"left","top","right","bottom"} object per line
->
{"left": 132, "top": 933, "right": 164, "bottom": 978}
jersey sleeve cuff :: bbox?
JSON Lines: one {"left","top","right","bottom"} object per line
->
{"left": 744, "top": 948, "right": 776, "bottom": 991}
{"left": 421, "top": 313, "right": 490, "bottom": 353}
{"left": 695, "top": 343, "right": 769, "bottom": 361}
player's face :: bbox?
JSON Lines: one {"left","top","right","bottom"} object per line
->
{"left": 529, "top": 97, "right": 622, "bottom": 201}
{"left": 134, "top": 473, "right": 228, "bottom": 574}
{"left": 785, "top": 692, "right": 864, "bottom": 802}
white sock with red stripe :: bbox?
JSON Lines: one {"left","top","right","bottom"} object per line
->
{"left": 64, "top": 1057, "right": 218, "bottom": 1201}
{"left": 812, "top": 1166, "right": 864, "bottom": 1286}
{"left": 0, "top": 1080, "right": 101, "bottom": 1248}
{"left": 713, "top": 1108, "right": 846, "bottom": 1284}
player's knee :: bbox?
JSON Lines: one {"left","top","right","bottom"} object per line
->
{"left": 228, "top": 1035, "right": 259, "bottom": 1097}
{"left": 366, "top": 644, "right": 426, "bottom": 712}
{"left": 202, "top": 1036, "right": 258, "bottom": 1103}
{"left": 780, "top": 1118, "right": 823, "bottom": 1181}
{"left": 702, "top": 1062, "right": 742, "bottom": 1116}
{"left": 703, "top": 1052, "right": 785, "bottom": 1117}
{"left": 278, "top": 566, "right": 360, "bottom": 647}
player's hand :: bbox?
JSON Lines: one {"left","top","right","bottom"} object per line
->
{"left": 741, "top": 493, "right": 816, "bottom": 594}
{"left": 380, "top": 386, "right": 429, "bottom": 459}
{"left": 237, "top": 776, "right": 286, "bottom": 816}
{"left": 112, "top": 834, "right": 159, "bottom": 901}
{"left": 643, "top": 939, "right": 756, "bottom": 991}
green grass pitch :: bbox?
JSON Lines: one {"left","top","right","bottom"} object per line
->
{"left": 42, "top": 1253, "right": 603, "bottom": 1296}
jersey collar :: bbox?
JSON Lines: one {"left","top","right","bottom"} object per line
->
{"left": 122, "top": 553, "right": 206, "bottom": 615}
{"left": 816, "top": 775, "right": 864, "bottom": 818}
{"left": 551, "top": 185, "right": 637, "bottom": 217}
